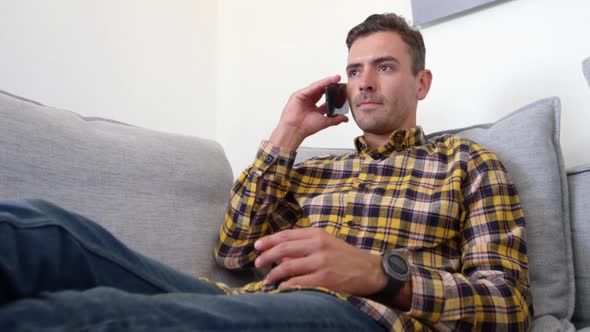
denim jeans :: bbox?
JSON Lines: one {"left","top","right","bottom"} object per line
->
{"left": 0, "top": 199, "right": 385, "bottom": 331}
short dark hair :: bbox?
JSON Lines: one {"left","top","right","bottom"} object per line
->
{"left": 346, "top": 13, "right": 426, "bottom": 75}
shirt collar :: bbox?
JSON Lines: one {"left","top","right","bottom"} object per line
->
{"left": 354, "top": 126, "right": 427, "bottom": 158}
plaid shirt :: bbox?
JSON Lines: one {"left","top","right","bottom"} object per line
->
{"left": 214, "top": 127, "right": 533, "bottom": 331}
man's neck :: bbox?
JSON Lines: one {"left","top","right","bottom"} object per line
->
{"left": 363, "top": 132, "right": 392, "bottom": 150}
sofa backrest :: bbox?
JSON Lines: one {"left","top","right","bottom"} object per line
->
{"left": 0, "top": 89, "right": 254, "bottom": 286}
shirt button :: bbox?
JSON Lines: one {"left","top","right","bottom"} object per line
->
{"left": 265, "top": 155, "right": 274, "bottom": 163}
{"left": 346, "top": 221, "right": 357, "bottom": 227}
{"left": 358, "top": 183, "right": 367, "bottom": 189}
{"left": 256, "top": 198, "right": 264, "bottom": 204}
{"left": 277, "top": 159, "right": 286, "bottom": 166}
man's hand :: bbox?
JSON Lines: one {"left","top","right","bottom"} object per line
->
{"left": 269, "top": 75, "right": 349, "bottom": 150}
{"left": 254, "top": 228, "right": 385, "bottom": 297}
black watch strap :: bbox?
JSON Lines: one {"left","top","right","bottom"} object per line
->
{"left": 374, "top": 250, "right": 411, "bottom": 305}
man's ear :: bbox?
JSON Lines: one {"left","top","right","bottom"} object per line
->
{"left": 416, "top": 69, "right": 433, "bottom": 100}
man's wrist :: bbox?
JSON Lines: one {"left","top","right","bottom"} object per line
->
{"left": 372, "top": 251, "right": 413, "bottom": 311}
{"left": 269, "top": 124, "right": 306, "bottom": 151}
{"left": 372, "top": 274, "right": 412, "bottom": 310}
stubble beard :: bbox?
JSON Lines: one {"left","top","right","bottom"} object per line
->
{"left": 352, "top": 92, "right": 388, "bottom": 134}
{"left": 352, "top": 101, "right": 409, "bottom": 136}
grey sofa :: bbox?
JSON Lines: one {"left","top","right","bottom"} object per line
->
{"left": 0, "top": 59, "right": 589, "bottom": 331}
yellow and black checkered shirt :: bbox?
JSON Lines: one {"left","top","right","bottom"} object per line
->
{"left": 214, "top": 127, "right": 533, "bottom": 331}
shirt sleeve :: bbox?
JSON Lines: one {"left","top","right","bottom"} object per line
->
{"left": 214, "top": 140, "right": 303, "bottom": 270}
{"left": 406, "top": 145, "right": 533, "bottom": 331}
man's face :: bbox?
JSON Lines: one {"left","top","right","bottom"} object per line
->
{"left": 346, "top": 31, "right": 423, "bottom": 136}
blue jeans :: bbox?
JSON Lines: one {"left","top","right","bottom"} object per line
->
{"left": 0, "top": 199, "right": 385, "bottom": 331}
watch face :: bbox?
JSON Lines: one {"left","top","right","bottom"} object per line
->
{"left": 388, "top": 254, "right": 409, "bottom": 274}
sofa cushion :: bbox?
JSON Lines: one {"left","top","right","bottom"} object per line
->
{"left": 298, "top": 97, "right": 573, "bottom": 330}
{"left": 568, "top": 165, "right": 590, "bottom": 329}
{"left": 0, "top": 89, "right": 253, "bottom": 286}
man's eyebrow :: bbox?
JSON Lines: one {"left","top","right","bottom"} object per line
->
{"left": 346, "top": 56, "right": 401, "bottom": 71}
{"left": 373, "top": 56, "right": 400, "bottom": 65}
{"left": 346, "top": 62, "right": 361, "bottom": 71}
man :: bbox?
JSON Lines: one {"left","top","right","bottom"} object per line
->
{"left": 0, "top": 13, "right": 532, "bottom": 331}
{"left": 214, "top": 12, "right": 533, "bottom": 331}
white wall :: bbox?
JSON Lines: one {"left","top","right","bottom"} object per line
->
{"left": 419, "top": 0, "right": 590, "bottom": 168}
{"left": 217, "top": 0, "right": 590, "bottom": 177}
{"left": 1, "top": 0, "right": 588, "bottom": 179}
{"left": 0, "top": 0, "right": 217, "bottom": 138}
{"left": 216, "top": 0, "right": 413, "bottom": 177}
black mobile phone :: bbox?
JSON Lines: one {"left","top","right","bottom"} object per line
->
{"left": 325, "top": 83, "right": 349, "bottom": 117}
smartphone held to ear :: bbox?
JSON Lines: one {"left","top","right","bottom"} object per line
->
{"left": 325, "top": 83, "right": 349, "bottom": 117}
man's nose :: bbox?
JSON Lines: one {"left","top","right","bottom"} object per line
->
{"left": 358, "top": 71, "right": 375, "bottom": 92}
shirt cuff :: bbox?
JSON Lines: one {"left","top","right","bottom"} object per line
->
{"left": 252, "top": 140, "right": 297, "bottom": 173}
{"left": 406, "top": 265, "right": 445, "bottom": 324}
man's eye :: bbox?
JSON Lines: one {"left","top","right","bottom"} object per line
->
{"left": 347, "top": 69, "right": 359, "bottom": 77}
{"left": 379, "top": 65, "right": 393, "bottom": 72}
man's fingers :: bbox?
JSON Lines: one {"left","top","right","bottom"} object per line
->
{"left": 309, "top": 103, "right": 348, "bottom": 127}
{"left": 278, "top": 272, "right": 323, "bottom": 290}
{"left": 312, "top": 103, "right": 348, "bottom": 122}
{"left": 265, "top": 256, "right": 318, "bottom": 284}
{"left": 297, "top": 75, "right": 341, "bottom": 104}
{"left": 255, "top": 228, "right": 323, "bottom": 252}
{"left": 325, "top": 114, "right": 349, "bottom": 126}
{"left": 255, "top": 237, "right": 313, "bottom": 268}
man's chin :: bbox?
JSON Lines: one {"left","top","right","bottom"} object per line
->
{"left": 356, "top": 120, "right": 383, "bottom": 133}
{"left": 351, "top": 108, "right": 378, "bottom": 121}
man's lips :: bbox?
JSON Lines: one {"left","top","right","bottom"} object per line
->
{"left": 354, "top": 93, "right": 383, "bottom": 108}
{"left": 357, "top": 101, "right": 382, "bottom": 108}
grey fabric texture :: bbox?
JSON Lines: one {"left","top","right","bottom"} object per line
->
{"left": 583, "top": 57, "right": 590, "bottom": 87}
{"left": 532, "top": 315, "right": 576, "bottom": 332}
{"left": 0, "top": 89, "right": 255, "bottom": 287}
{"left": 568, "top": 165, "right": 590, "bottom": 329}
{"left": 298, "top": 97, "right": 575, "bottom": 329}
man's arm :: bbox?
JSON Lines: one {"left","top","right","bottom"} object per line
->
{"left": 214, "top": 75, "right": 348, "bottom": 271}
{"left": 405, "top": 147, "right": 533, "bottom": 331}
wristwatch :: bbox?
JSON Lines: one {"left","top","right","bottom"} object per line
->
{"left": 375, "top": 249, "right": 411, "bottom": 304}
